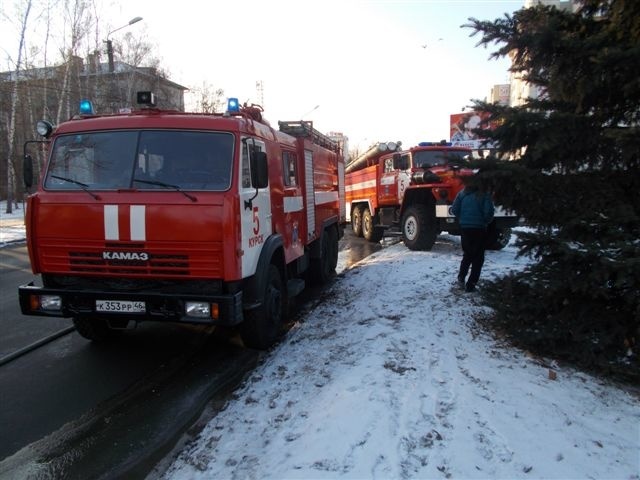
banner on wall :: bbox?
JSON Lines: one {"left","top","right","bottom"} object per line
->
{"left": 449, "top": 111, "right": 497, "bottom": 149}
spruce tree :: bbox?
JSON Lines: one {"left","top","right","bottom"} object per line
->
{"left": 465, "top": 0, "right": 639, "bottom": 378}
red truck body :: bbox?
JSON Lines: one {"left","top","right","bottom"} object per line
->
{"left": 345, "top": 141, "right": 517, "bottom": 250}
{"left": 18, "top": 96, "right": 343, "bottom": 349}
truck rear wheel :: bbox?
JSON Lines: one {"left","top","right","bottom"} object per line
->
{"left": 310, "top": 225, "right": 338, "bottom": 284}
{"left": 352, "top": 205, "right": 363, "bottom": 237}
{"left": 402, "top": 205, "right": 438, "bottom": 251}
{"left": 73, "top": 316, "right": 119, "bottom": 342}
{"left": 363, "top": 207, "right": 383, "bottom": 243}
{"left": 240, "top": 264, "right": 284, "bottom": 350}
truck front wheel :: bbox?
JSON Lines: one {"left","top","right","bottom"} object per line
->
{"left": 240, "top": 264, "right": 284, "bottom": 350}
{"left": 73, "top": 316, "right": 119, "bottom": 342}
{"left": 401, "top": 205, "right": 438, "bottom": 251}
{"left": 363, "top": 207, "right": 384, "bottom": 243}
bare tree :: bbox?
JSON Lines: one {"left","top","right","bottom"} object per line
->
{"left": 55, "top": 0, "right": 92, "bottom": 124}
{"left": 1, "top": 0, "right": 180, "bottom": 203}
{"left": 4, "top": 0, "right": 33, "bottom": 214}
{"left": 347, "top": 146, "right": 363, "bottom": 164}
{"left": 119, "top": 29, "right": 157, "bottom": 107}
{"left": 41, "top": 0, "right": 54, "bottom": 121}
{"left": 191, "top": 81, "right": 225, "bottom": 113}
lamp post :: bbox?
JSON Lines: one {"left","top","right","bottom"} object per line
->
{"left": 300, "top": 104, "right": 319, "bottom": 119}
{"left": 105, "top": 16, "right": 143, "bottom": 73}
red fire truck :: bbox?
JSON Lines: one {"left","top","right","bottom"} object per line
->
{"left": 18, "top": 93, "right": 344, "bottom": 349}
{"left": 345, "top": 140, "right": 517, "bottom": 251}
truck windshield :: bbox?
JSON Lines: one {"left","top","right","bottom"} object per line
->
{"left": 44, "top": 130, "right": 234, "bottom": 191}
{"left": 412, "top": 150, "right": 469, "bottom": 169}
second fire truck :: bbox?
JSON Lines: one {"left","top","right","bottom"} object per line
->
{"left": 345, "top": 140, "right": 518, "bottom": 251}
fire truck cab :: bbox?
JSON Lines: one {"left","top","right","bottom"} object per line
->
{"left": 18, "top": 93, "right": 344, "bottom": 350}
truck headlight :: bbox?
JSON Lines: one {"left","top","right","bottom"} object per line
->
{"left": 31, "top": 294, "right": 62, "bottom": 311}
{"left": 412, "top": 171, "right": 442, "bottom": 184}
{"left": 185, "top": 301, "right": 210, "bottom": 318}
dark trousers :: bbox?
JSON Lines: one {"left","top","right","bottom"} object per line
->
{"left": 458, "top": 228, "right": 487, "bottom": 286}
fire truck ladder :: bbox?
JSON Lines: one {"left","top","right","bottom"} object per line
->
{"left": 278, "top": 121, "right": 340, "bottom": 153}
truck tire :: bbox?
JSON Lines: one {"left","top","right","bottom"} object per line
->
{"left": 401, "top": 204, "right": 438, "bottom": 251}
{"left": 73, "top": 316, "right": 118, "bottom": 342}
{"left": 310, "top": 225, "right": 339, "bottom": 284}
{"left": 239, "top": 264, "right": 284, "bottom": 350}
{"left": 363, "top": 207, "right": 384, "bottom": 243}
{"left": 486, "top": 226, "right": 512, "bottom": 250}
{"left": 352, "top": 205, "right": 363, "bottom": 237}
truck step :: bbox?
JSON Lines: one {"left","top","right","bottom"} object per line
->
{"left": 383, "top": 228, "right": 403, "bottom": 237}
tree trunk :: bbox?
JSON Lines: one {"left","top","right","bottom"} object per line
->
{"left": 5, "top": 0, "right": 33, "bottom": 214}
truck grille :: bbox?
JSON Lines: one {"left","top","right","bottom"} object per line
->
{"left": 43, "top": 274, "right": 224, "bottom": 294}
{"left": 68, "top": 251, "right": 189, "bottom": 275}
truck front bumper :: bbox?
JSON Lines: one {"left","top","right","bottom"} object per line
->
{"left": 18, "top": 283, "right": 244, "bottom": 326}
{"left": 435, "top": 204, "right": 521, "bottom": 229}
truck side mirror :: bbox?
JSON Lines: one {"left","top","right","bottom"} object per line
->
{"left": 251, "top": 151, "right": 268, "bottom": 188}
{"left": 23, "top": 154, "right": 34, "bottom": 189}
{"left": 393, "top": 153, "right": 408, "bottom": 171}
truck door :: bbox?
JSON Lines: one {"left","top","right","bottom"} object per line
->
{"left": 282, "top": 149, "right": 304, "bottom": 260}
{"left": 396, "top": 154, "right": 411, "bottom": 203}
{"left": 379, "top": 157, "right": 399, "bottom": 206}
{"left": 240, "top": 138, "right": 272, "bottom": 278}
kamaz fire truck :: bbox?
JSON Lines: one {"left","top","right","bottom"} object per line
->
{"left": 345, "top": 140, "right": 518, "bottom": 251}
{"left": 18, "top": 93, "right": 344, "bottom": 350}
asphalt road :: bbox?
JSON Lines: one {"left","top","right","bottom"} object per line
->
{"left": 0, "top": 228, "right": 386, "bottom": 478}
{"left": 0, "top": 244, "right": 70, "bottom": 359}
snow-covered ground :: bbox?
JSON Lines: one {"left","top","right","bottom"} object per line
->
{"left": 2, "top": 200, "right": 638, "bottom": 479}
{"left": 0, "top": 200, "right": 27, "bottom": 246}
{"left": 155, "top": 233, "right": 640, "bottom": 479}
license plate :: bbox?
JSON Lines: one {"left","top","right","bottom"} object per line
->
{"left": 96, "top": 300, "right": 145, "bottom": 313}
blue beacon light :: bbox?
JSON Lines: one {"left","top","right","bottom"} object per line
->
{"left": 227, "top": 97, "right": 240, "bottom": 113}
{"left": 79, "top": 99, "right": 95, "bottom": 115}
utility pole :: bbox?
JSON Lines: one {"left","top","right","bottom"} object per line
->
{"left": 256, "top": 80, "right": 264, "bottom": 107}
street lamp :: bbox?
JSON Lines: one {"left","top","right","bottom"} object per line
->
{"left": 300, "top": 104, "right": 319, "bottom": 119}
{"left": 105, "top": 16, "right": 143, "bottom": 73}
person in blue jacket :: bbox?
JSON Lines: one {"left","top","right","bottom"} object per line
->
{"left": 451, "top": 184, "right": 495, "bottom": 292}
